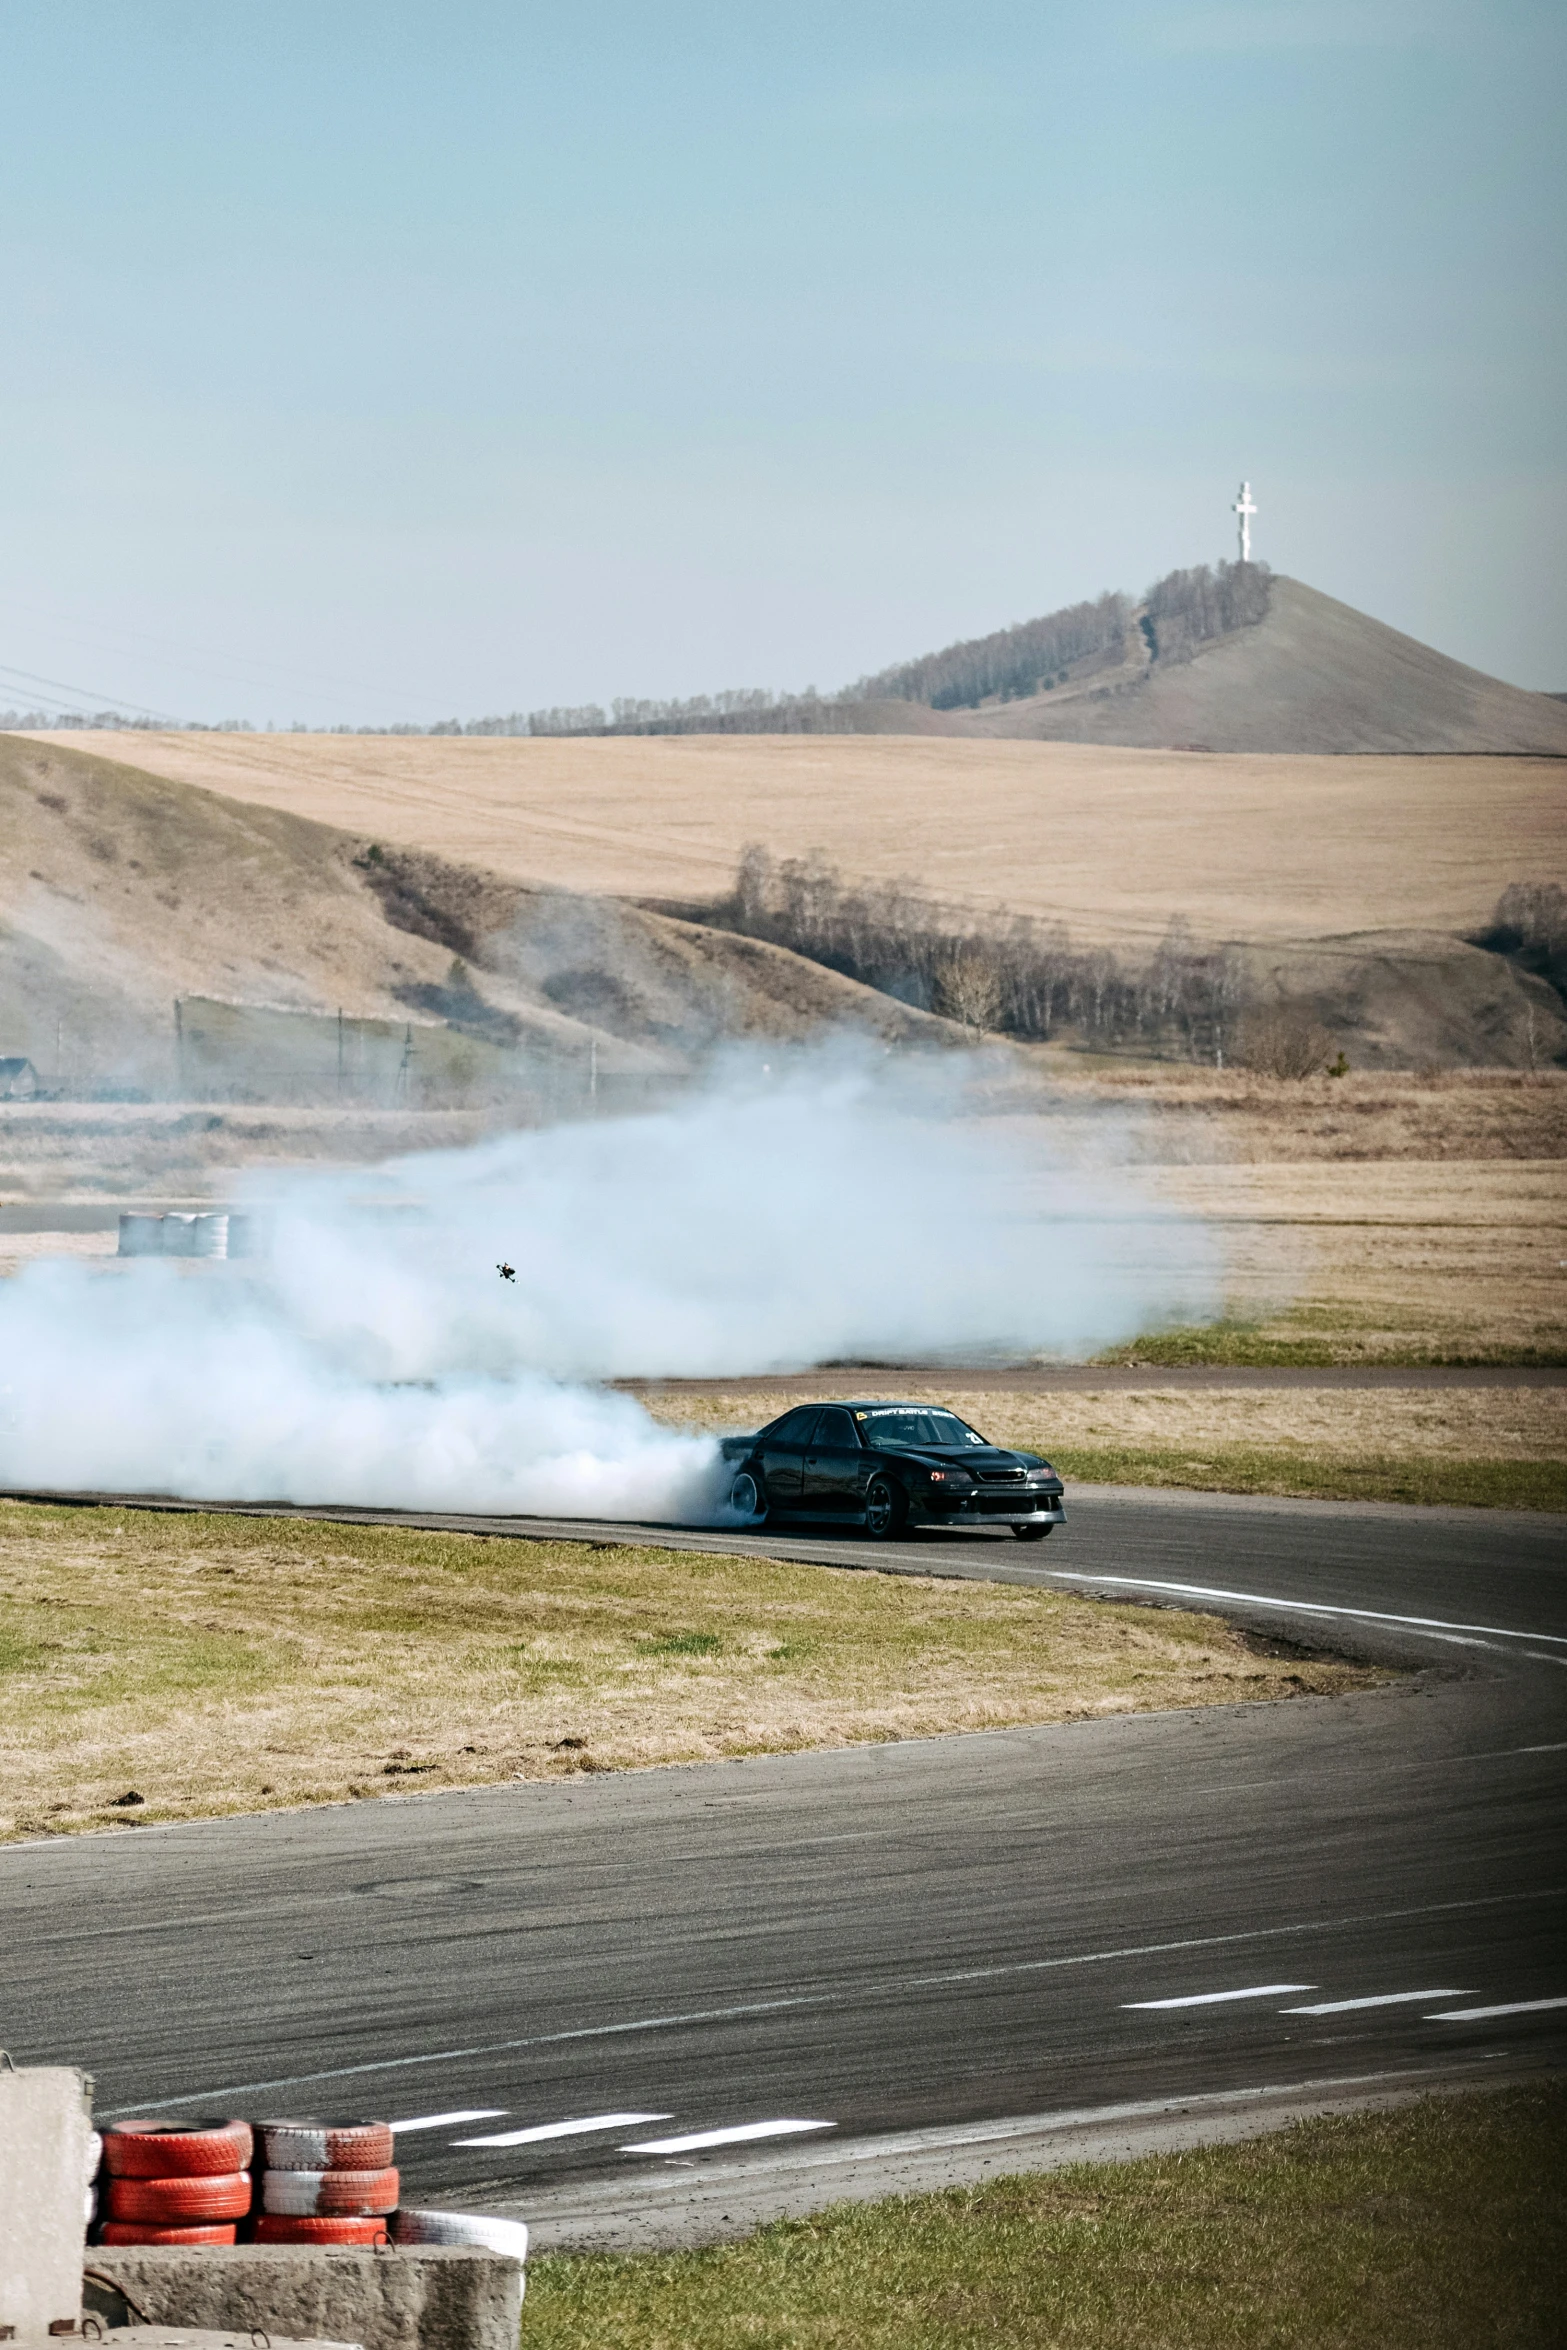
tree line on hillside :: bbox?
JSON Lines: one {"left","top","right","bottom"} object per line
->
{"left": 717, "top": 844, "right": 1251, "bottom": 1063}
{"left": 525, "top": 558, "right": 1273, "bottom": 733}
{"left": 2, "top": 560, "right": 1274, "bottom": 741}
{"left": 850, "top": 591, "right": 1131, "bottom": 711}
{"left": 1142, "top": 561, "right": 1272, "bottom": 664}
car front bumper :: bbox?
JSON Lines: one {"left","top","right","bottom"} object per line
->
{"left": 921, "top": 1492, "right": 1066, "bottom": 1528}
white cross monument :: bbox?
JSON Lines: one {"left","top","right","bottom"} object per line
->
{"left": 1233, "top": 479, "right": 1258, "bottom": 564}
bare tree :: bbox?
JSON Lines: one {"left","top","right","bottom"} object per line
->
{"left": 934, "top": 948, "right": 1004, "bottom": 1037}
{"left": 1235, "top": 1004, "right": 1335, "bottom": 1080}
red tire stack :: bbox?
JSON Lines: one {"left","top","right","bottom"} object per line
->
{"left": 99, "top": 2120, "right": 254, "bottom": 2246}
{"left": 253, "top": 2121, "right": 398, "bottom": 2246}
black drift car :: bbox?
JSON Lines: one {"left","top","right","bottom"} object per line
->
{"left": 722, "top": 1401, "right": 1066, "bottom": 1540}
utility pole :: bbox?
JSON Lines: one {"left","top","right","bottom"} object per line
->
{"left": 337, "top": 1008, "right": 345, "bottom": 1101}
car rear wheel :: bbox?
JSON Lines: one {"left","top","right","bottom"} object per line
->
{"left": 1012, "top": 1521, "right": 1053, "bottom": 1540}
{"left": 864, "top": 1477, "right": 907, "bottom": 1539}
{"left": 729, "top": 1468, "right": 767, "bottom": 1526}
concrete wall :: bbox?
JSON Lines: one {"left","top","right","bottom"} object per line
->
{"left": 82, "top": 2247, "right": 521, "bottom": 2350}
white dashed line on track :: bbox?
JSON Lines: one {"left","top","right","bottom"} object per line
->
{"left": 457, "top": 2113, "right": 670, "bottom": 2147}
{"left": 1425, "top": 1997, "right": 1567, "bottom": 2021}
{"left": 1124, "top": 1984, "right": 1314, "bottom": 2010}
{"left": 390, "top": 2109, "right": 507, "bottom": 2133}
{"left": 1280, "top": 1992, "right": 1472, "bottom": 2014}
{"left": 623, "top": 2120, "right": 836, "bottom": 2155}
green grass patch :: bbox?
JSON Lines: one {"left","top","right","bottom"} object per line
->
{"left": 636, "top": 1630, "right": 724, "bottom": 1657}
{"left": 1094, "top": 1308, "right": 1567, "bottom": 1370}
{"left": 1052, "top": 1444, "right": 1567, "bottom": 1511}
{"left": 521, "top": 2084, "right": 1566, "bottom": 2350}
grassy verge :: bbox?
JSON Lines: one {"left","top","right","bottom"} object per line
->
{"left": 0, "top": 1500, "right": 1380, "bottom": 1840}
{"left": 1049, "top": 1446, "right": 1567, "bottom": 1510}
{"left": 1093, "top": 1315, "right": 1567, "bottom": 1370}
{"left": 521, "top": 2085, "right": 1566, "bottom": 2350}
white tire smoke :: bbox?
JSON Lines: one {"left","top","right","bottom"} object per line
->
{"left": 0, "top": 1047, "right": 1221, "bottom": 1519}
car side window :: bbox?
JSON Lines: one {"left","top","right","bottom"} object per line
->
{"left": 814, "top": 1408, "right": 858, "bottom": 1448}
{"left": 770, "top": 1407, "right": 820, "bottom": 1446}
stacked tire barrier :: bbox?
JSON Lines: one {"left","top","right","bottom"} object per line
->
{"left": 88, "top": 2116, "right": 524, "bottom": 2270}
{"left": 255, "top": 2122, "right": 398, "bottom": 2246}
{"left": 99, "top": 2119, "right": 255, "bottom": 2246}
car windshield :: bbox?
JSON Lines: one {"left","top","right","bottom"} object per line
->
{"left": 854, "top": 1408, "right": 988, "bottom": 1450}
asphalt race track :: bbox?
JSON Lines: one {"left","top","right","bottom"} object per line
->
{"left": 3, "top": 1485, "right": 1564, "bottom": 2247}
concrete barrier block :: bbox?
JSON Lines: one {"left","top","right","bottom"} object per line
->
{"left": 82, "top": 2248, "right": 520, "bottom": 2350}
{"left": 100, "top": 2331, "right": 361, "bottom": 2350}
{"left": 0, "top": 2064, "right": 95, "bottom": 2346}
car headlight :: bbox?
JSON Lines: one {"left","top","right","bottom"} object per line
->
{"left": 1027, "top": 1465, "right": 1056, "bottom": 1481}
{"left": 928, "top": 1468, "right": 973, "bottom": 1485}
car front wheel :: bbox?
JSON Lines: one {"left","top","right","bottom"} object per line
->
{"left": 1012, "top": 1521, "right": 1053, "bottom": 1541}
{"left": 864, "top": 1477, "right": 907, "bottom": 1539}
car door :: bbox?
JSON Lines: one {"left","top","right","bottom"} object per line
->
{"left": 758, "top": 1408, "right": 820, "bottom": 1513}
{"left": 801, "top": 1407, "right": 864, "bottom": 1516}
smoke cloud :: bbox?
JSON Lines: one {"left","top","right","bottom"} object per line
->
{"left": 0, "top": 1046, "right": 1221, "bottom": 1519}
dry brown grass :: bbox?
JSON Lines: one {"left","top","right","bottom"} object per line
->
{"left": 656, "top": 1382, "right": 1567, "bottom": 1463}
{"left": 1146, "top": 1155, "right": 1567, "bottom": 1363}
{"left": 49, "top": 729, "right": 1565, "bottom": 950}
{"left": 0, "top": 1500, "right": 1377, "bottom": 1841}
{"left": 1047, "top": 1064, "right": 1567, "bottom": 1162}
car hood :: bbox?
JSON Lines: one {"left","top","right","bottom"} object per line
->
{"left": 897, "top": 1444, "right": 1047, "bottom": 1473}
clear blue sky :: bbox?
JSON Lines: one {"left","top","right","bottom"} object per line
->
{"left": 2, "top": 0, "right": 1562, "bottom": 724}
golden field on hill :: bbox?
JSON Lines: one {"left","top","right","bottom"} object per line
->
{"left": 48, "top": 729, "right": 1566, "bottom": 949}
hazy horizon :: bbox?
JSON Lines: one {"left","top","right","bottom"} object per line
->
{"left": 3, "top": 1, "right": 1563, "bottom": 727}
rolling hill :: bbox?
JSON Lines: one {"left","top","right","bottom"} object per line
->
{"left": 40, "top": 724, "right": 1564, "bottom": 955}
{"left": 0, "top": 734, "right": 951, "bottom": 1100}
{"left": 488, "top": 566, "right": 1567, "bottom": 757}
{"left": 937, "top": 576, "right": 1567, "bottom": 756}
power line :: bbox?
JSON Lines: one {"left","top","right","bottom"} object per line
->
{"left": 0, "top": 595, "right": 457, "bottom": 717}
{"left": 0, "top": 659, "right": 180, "bottom": 722}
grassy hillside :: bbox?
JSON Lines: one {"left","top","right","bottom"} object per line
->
{"left": 970, "top": 576, "right": 1567, "bottom": 755}
{"left": 0, "top": 734, "right": 952, "bottom": 1098}
{"left": 41, "top": 728, "right": 1566, "bottom": 953}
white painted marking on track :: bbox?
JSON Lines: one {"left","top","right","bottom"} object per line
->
{"left": 1040, "top": 1570, "right": 1567, "bottom": 1648}
{"left": 457, "top": 2112, "right": 670, "bottom": 2147}
{"left": 98, "top": 1885, "right": 1563, "bottom": 2116}
{"left": 1280, "top": 1992, "right": 1472, "bottom": 2014}
{"left": 1425, "top": 1997, "right": 1567, "bottom": 2021}
{"left": 1521, "top": 1743, "right": 1567, "bottom": 1752}
{"left": 1125, "top": 1984, "right": 1314, "bottom": 2009}
{"left": 624, "top": 2119, "right": 835, "bottom": 2155}
{"left": 1523, "top": 1653, "right": 1567, "bottom": 1667}
{"left": 390, "top": 2109, "right": 506, "bottom": 2133}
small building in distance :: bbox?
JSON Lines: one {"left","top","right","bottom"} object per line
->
{"left": 0, "top": 1056, "right": 39, "bottom": 1100}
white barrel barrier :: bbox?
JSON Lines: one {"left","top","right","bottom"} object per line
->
{"left": 117, "top": 1212, "right": 262, "bottom": 1260}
